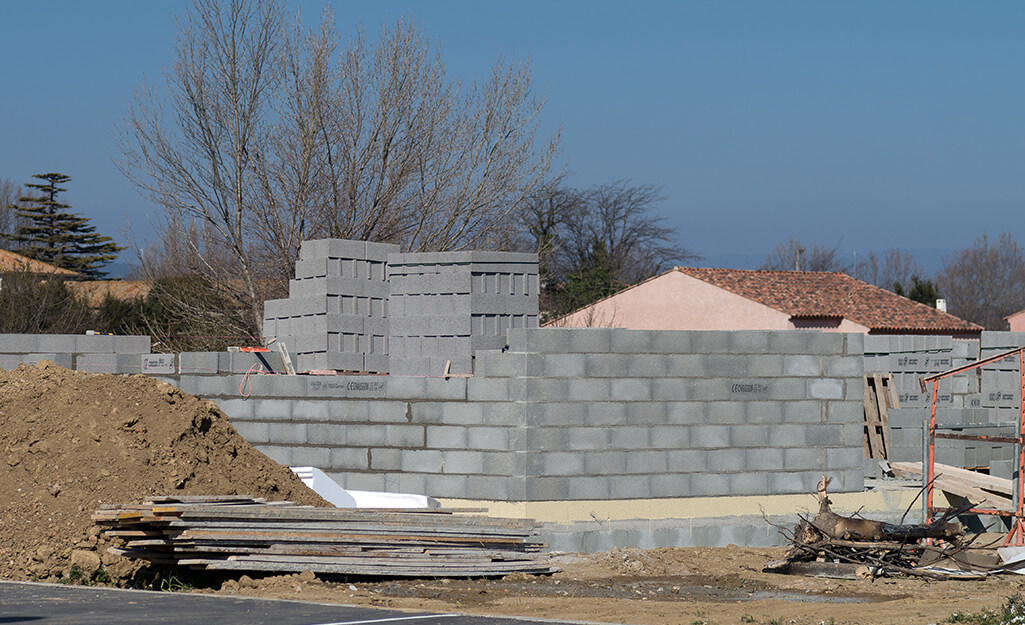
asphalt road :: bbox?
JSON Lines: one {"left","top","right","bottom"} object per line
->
{"left": 0, "top": 581, "right": 566, "bottom": 625}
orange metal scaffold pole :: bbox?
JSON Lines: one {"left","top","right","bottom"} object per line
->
{"left": 921, "top": 346, "right": 1025, "bottom": 546}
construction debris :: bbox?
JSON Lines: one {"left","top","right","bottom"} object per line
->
{"left": 94, "top": 496, "right": 558, "bottom": 578}
{"left": 765, "top": 475, "right": 985, "bottom": 580}
{"left": 892, "top": 461, "right": 1014, "bottom": 511}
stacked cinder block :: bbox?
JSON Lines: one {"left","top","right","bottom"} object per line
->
{"left": 864, "top": 334, "right": 1025, "bottom": 470}
{"left": 387, "top": 251, "right": 538, "bottom": 377}
{"left": 0, "top": 333, "right": 151, "bottom": 373}
{"left": 263, "top": 239, "right": 398, "bottom": 373}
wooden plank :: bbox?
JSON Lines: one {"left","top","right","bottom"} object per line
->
{"left": 171, "top": 506, "right": 537, "bottom": 528}
{"left": 890, "top": 462, "right": 1014, "bottom": 511}
{"left": 94, "top": 499, "right": 555, "bottom": 578}
{"left": 884, "top": 373, "right": 901, "bottom": 410}
{"left": 162, "top": 520, "right": 536, "bottom": 538}
{"left": 892, "top": 462, "right": 1014, "bottom": 497}
{"left": 183, "top": 558, "right": 558, "bottom": 577}
{"left": 873, "top": 374, "right": 891, "bottom": 459}
{"left": 863, "top": 375, "right": 883, "bottom": 458}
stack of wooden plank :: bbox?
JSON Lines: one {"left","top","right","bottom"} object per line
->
{"left": 93, "top": 496, "right": 557, "bottom": 577}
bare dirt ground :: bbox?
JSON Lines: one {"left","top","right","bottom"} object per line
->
{"left": 1, "top": 361, "right": 1021, "bottom": 625}
{"left": 206, "top": 545, "right": 1025, "bottom": 625}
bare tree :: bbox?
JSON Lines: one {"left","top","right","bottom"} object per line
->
{"left": 117, "top": 0, "right": 283, "bottom": 338}
{"left": 0, "top": 178, "right": 23, "bottom": 249}
{"left": 304, "top": 17, "right": 557, "bottom": 252}
{"left": 854, "top": 248, "right": 926, "bottom": 294}
{"left": 516, "top": 180, "right": 695, "bottom": 318}
{"left": 549, "top": 181, "right": 696, "bottom": 285}
{"left": 515, "top": 181, "right": 586, "bottom": 284}
{"left": 118, "top": 2, "right": 558, "bottom": 335}
{"left": 936, "top": 232, "right": 1025, "bottom": 330}
{"left": 761, "top": 238, "right": 850, "bottom": 273}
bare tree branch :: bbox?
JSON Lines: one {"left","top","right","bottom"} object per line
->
{"left": 936, "top": 232, "right": 1025, "bottom": 330}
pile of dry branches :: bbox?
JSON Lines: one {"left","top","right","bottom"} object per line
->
{"left": 766, "top": 476, "right": 985, "bottom": 580}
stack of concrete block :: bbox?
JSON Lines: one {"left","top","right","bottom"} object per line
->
{"left": 886, "top": 407, "right": 1014, "bottom": 468}
{"left": 0, "top": 333, "right": 151, "bottom": 373}
{"left": 863, "top": 335, "right": 978, "bottom": 408}
{"left": 978, "top": 333, "right": 1025, "bottom": 421}
{"left": 864, "top": 333, "right": 1025, "bottom": 471}
{"left": 263, "top": 239, "right": 398, "bottom": 373}
{"left": 387, "top": 251, "right": 538, "bottom": 377}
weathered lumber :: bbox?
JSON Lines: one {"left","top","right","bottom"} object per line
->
{"left": 891, "top": 462, "right": 1014, "bottom": 511}
{"left": 95, "top": 496, "right": 556, "bottom": 578}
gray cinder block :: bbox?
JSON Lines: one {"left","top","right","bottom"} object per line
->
{"left": 784, "top": 355, "right": 822, "bottom": 377}
{"left": 730, "top": 472, "right": 770, "bottom": 496}
{"left": 625, "top": 450, "right": 668, "bottom": 474}
{"left": 290, "top": 446, "right": 332, "bottom": 469}
{"left": 745, "top": 447, "right": 784, "bottom": 471}
{"left": 326, "top": 447, "right": 371, "bottom": 471}
{"left": 426, "top": 425, "right": 468, "bottom": 449}
{"left": 768, "top": 424, "right": 809, "bottom": 447}
{"left": 306, "top": 423, "right": 346, "bottom": 446}
{"left": 608, "top": 426, "right": 651, "bottom": 449}
{"left": 705, "top": 448, "right": 745, "bottom": 473}
{"left": 584, "top": 353, "right": 631, "bottom": 378}
{"left": 426, "top": 474, "right": 470, "bottom": 499}
{"left": 401, "top": 450, "right": 445, "bottom": 473}
{"left": 625, "top": 354, "right": 670, "bottom": 378}
{"left": 691, "top": 472, "right": 731, "bottom": 497}
{"left": 609, "top": 475, "right": 651, "bottom": 500}
{"left": 232, "top": 420, "right": 270, "bottom": 444}
{"left": 808, "top": 378, "right": 844, "bottom": 400}
{"left": 0, "top": 334, "right": 39, "bottom": 353}
{"left": 783, "top": 447, "right": 824, "bottom": 471}
{"left": 706, "top": 401, "right": 744, "bottom": 424}
{"left": 610, "top": 330, "right": 655, "bottom": 353}
{"left": 610, "top": 378, "right": 652, "bottom": 401}
{"left": 729, "top": 331, "right": 771, "bottom": 354}
{"left": 665, "top": 449, "right": 709, "bottom": 473}
{"left": 75, "top": 353, "right": 118, "bottom": 373}
{"left": 467, "top": 426, "right": 509, "bottom": 450}
{"left": 267, "top": 422, "right": 307, "bottom": 445}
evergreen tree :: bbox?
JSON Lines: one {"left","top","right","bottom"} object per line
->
{"left": 550, "top": 240, "right": 625, "bottom": 317}
{"left": 894, "top": 275, "right": 940, "bottom": 307}
{"left": 8, "top": 173, "right": 124, "bottom": 278}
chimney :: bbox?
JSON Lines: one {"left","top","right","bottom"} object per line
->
{"left": 936, "top": 299, "right": 947, "bottom": 313}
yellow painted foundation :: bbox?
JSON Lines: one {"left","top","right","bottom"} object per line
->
{"left": 437, "top": 488, "right": 923, "bottom": 524}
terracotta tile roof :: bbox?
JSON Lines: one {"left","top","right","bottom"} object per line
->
{"left": 67, "top": 280, "right": 151, "bottom": 307}
{"left": 0, "top": 249, "right": 80, "bottom": 277}
{"left": 675, "top": 267, "right": 982, "bottom": 334}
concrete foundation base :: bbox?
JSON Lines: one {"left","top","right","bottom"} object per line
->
{"left": 439, "top": 482, "right": 927, "bottom": 552}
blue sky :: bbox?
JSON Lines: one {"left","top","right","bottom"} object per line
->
{"left": 0, "top": 1, "right": 1022, "bottom": 273}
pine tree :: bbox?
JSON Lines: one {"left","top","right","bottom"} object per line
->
{"left": 8, "top": 173, "right": 124, "bottom": 278}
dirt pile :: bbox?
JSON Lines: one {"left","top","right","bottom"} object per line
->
{"left": 0, "top": 360, "right": 325, "bottom": 582}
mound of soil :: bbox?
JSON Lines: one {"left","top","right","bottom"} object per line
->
{"left": 0, "top": 361, "right": 325, "bottom": 582}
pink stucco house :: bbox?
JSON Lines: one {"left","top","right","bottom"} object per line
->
{"left": 1006, "top": 310, "right": 1025, "bottom": 332}
{"left": 552, "top": 267, "right": 982, "bottom": 338}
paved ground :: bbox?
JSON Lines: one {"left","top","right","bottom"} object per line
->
{"left": 0, "top": 581, "right": 563, "bottom": 625}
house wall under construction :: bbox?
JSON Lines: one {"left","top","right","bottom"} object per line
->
{"left": 7, "top": 328, "right": 1025, "bottom": 550}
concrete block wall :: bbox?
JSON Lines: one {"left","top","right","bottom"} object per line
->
{"left": 263, "top": 239, "right": 398, "bottom": 373}
{"left": 387, "top": 251, "right": 539, "bottom": 377}
{"left": 0, "top": 334, "right": 151, "bottom": 373}
{"left": 189, "top": 328, "right": 866, "bottom": 502}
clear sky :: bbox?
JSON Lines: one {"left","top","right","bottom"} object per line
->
{"left": 0, "top": 1, "right": 1021, "bottom": 273}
